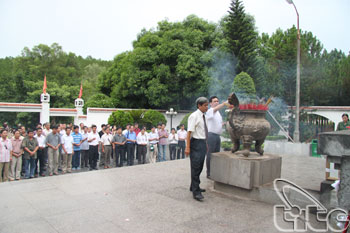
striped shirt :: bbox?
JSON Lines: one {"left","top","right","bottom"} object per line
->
{"left": 72, "top": 132, "right": 82, "bottom": 151}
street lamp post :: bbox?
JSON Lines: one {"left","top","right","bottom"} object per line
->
{"left": 165, "top": 108, "right": 177, "bottom": 131}
{"left": 285, "top": 0, "right": 300, "bottom": 143}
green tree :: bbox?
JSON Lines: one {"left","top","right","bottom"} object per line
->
{"left": 83, "top": 93, "right": 114, "bottom": 113}
{"left": 108, "top": 110, "right": 134, "bottom": 128}
{"left": 99, "top": 15, "right": 219, "bottom": 109}
{"left": 142, "top": 110, "right": 167, "bottom": 129}
{"left": 223, "top": 0, "right": 258, "bottom": 79}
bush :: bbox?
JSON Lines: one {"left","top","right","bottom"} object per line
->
{"left": 180, "top": 112, "right": 192, "bottom": 129}
{"left": 108, "top": 110, "right": 133, "bottom": 128}
{"left": 128, "top": 109, "right": 146, "bottom": 126}
{"left": 142, "top": 110, "right": 167, "bottom": 129}
{"left": 231, "top": 72, "right": 256, "bottom": 100}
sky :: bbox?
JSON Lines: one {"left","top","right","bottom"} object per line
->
{"left": 0, "top": 0, "right": 349, "bottom": 60}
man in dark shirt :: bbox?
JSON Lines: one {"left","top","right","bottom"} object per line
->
{"left": 112, "top": 127, "right": 127, "bottom": 167}
{"left": 98, "top": 124, "right": 106, "bottom": 166}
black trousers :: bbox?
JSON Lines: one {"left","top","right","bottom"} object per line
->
{"left": 126, "top": 143, "right": 135, "bottom": 166}
{"left": 35, "top": 148, "right": 46, "bottom": 175}
{"left": 177, "top": 141, "right": 185, "bottom": 159}
{"left": 206, "top": 133, "right": 221, "bottom": 177}
{"left": 137, "top": 145, "right": 147, "bottom": 164}
{"left": 169, "top": 144, "right": 177, "bottom": 160}
{"left": 115, "top": 145, "right": 125, "bottom": 167}
{"left": 89, "top": 145, "right": 99, "bottom": 169}
{"left": 190, "top": 138, "right": 207, "bottom": 196}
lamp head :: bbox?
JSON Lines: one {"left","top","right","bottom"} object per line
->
{"left": 285, "top": 0, "right": 293, "bottom": 4}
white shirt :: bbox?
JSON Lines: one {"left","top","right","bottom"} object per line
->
{"left": 43, "top": 128, "right": 52, "bottom": 137}
{"left": 34, "top": 134, "right": 46, "bottom": 148}
{"left": 206, "top": 108, "right": 223, "bottom": 135}
{"left": 136, "top": 133, "right": 148, "bottom": 145}
{"left": 62, "top": 134, "right": 74, "bottom": 154}
{"left": 148, "top": 132, "right": 159, "bottom": 144}
{"left": 122, "top": 129, "right": 128, "bottom": 136}
{"left": 168, "top": 133, "right": 178, "bottom": 144}
{"left": 60, "top": 130, "right": 66, "bottom": 137}
{"left": 88, "top": 132, "right": 101, "bottom": 146}
{"left": 101, "top": 133, "right": 113, "bottom": 146}
{"left": 0, "top": 138, "right": 12, "bottom": 162}
{"left": 188, "top": 109, "right": 207, "bottom": 139}
{"left": 177, "top": 129, "right": 187, "bottom": 141}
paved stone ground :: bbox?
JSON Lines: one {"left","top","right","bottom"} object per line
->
{"left": 0, "top": 154, "right": 330, "bottom": 233}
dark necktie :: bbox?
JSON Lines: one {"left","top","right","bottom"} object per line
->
{"left": 203, "top": 114, "right": 209, "bottom": 152}
{"left": 203, "top": 114, "right": 208, "bottom": 141}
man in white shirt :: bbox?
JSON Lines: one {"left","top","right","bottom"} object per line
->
{"left": 34, "top": 128, "right": 46, "bottom": 176}
{"left": 168, "top": 128, "right": 178, "bottom": 160}
{"left": 122, "top": 124, "right": 130, "bottom": 136}
{"left": 148, "top": 126, "right": 159, "bottom": 164}
{"left": 177, "top": 124, "right": 187, "bottom": 159}
{"left": 0, "top": 129, "right": 13, "bottom": 182}
{"left": 61, "top": 127, "right": 74, "bottom": 173}
{"left": 101, "top": 127, "right": 113, "bottom": 169}
{"left": 206, "top": 96, "right": 228, "bottom": 178}
{"left": 136, "top": 128, "right": 148, "bottom": 164}
{"left": 88, "top": 125, "right": 101, "bottom": 170}
{"left": 42, "top": 122, "right": 52, "bottom": 137}
{"left": 185, "top": 97, "right": 209, "bottom": 201}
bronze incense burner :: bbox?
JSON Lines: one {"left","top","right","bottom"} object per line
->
{"left": 226, "top": 93, "right": 271, "bottom": 157}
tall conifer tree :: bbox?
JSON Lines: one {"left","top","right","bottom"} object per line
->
{"left": 224, "top": 0, "right": 258, "bottom": 80}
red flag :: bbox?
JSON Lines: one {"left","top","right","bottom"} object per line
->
{"left": 43, "top": 75, "right": 47, "bottom": 94}
{"left": 78, "top": 82, "right": 83, "bottom": 98}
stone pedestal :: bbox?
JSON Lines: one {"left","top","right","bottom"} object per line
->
{"left": 318, "top": 130, "right": 350, "bottom": 211}
{"left": 210, "top": 152, "right": 282, "bottom": 190}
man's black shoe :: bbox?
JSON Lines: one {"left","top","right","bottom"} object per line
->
{"left": 193, "top": 193, "right": 204, "bottom": 201}
{"left": 190, "top": 187, "right": 206, "bottom": 192}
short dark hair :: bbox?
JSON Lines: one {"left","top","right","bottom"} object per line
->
{"left": 151, "top": 126, "right": 155, "bottom": 129}
{"left": 157, "top": 123, "right": 162, "bottom": 126}
{"left": 342, "top": 113, "right": 349, "bottom": 119}
{"left": 209, "top": 96, "right": 218, "bottom": 103}
{"left": 180, "top": 124, "right": 184, "bottom": 127}
{"left": 101, "top": 124, "right": 106, "bottom": 128}
{"left": 73, "top": 125, "right": 79, "bottom": 130}
{"left": 117, "top": 126, "right": 122, "bottom": 130}
{"left": 27, "top": 129, "right": 34, "bottom": 133}
{"left": 0, "top": 129, "right": 8, "bottom": 134}
{"left": 196, "top": 97, "right": 208, "bottom": 108}
{"left": 36, "top": 128, "right": 42, "bottom": 131}
{"left": 66, "top": 127, "right": 71, "bottom": 131}
{"left": 83, "top": 126, "right": 88, "bottom": 129}
{"left": 171, "top": 128, "right": 176, "bottom": 131}
{"left": 51, "top": 125, "right": 58, "bottom": 129}
{"left": 91, "top": 124, "right": 97, "bottom": 128}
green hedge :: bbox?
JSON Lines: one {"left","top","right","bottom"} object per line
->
{"left": 108, "top": 110, "right": 134, "bottom": 128}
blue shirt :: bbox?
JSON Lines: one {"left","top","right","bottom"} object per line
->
{"left": 80, "top": 133, "right": 89, "bottom": 150}
{"left": 72, "top": 132, "right": 82, "bottom": 151}
{"left": 126, "top": 131, "right": 136, "bottom": 144}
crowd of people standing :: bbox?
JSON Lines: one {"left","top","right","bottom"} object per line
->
{"left": 0, "top": 121, "right": 188, "bottom": 182}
